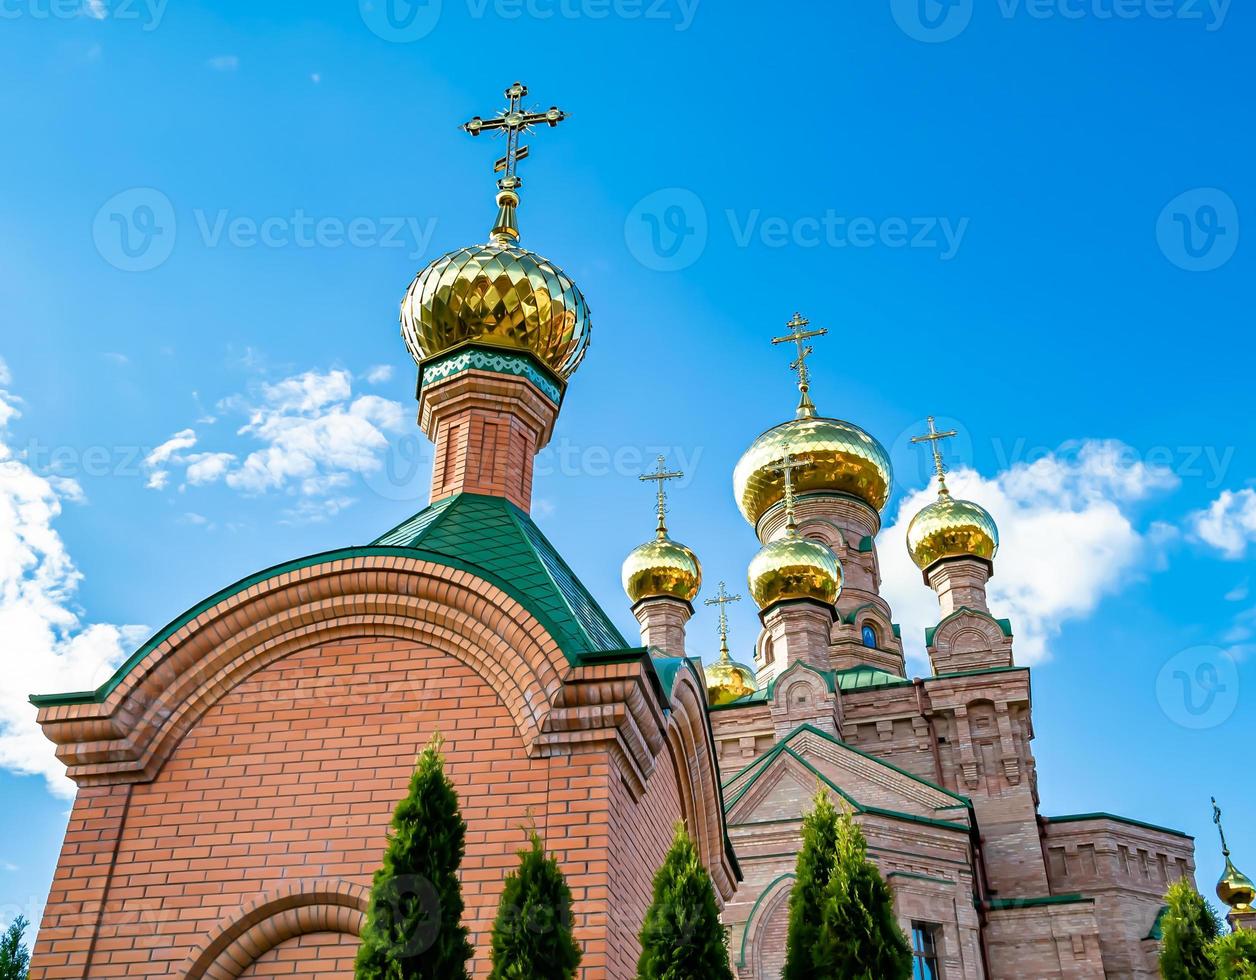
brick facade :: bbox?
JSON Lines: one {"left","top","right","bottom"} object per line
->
{"left": 30, "top": 555, "right": 736, "bottom": 979}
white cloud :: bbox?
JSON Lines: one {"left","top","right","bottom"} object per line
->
{"left": 184, "top": 452, "right": 235, "bottom": 485}
{"left": 207, "top": 55, "right": 239, "bottom": 71}
{"left": 149, "top": 369, "right": 406, "bottom": 506}
{"left": 82, "top": 0, "right": 106, "bottom": 19}
{"left": 0, "top": 373, "right": 146, "bottom": 797}
{"left": 1225, "top": 579, "right": 1250, "bottom": 603}
{"left": 1190, "top": 489, "right": 1256, "bottom": 559}
{"left": 365, "top": 364, "right": 393, "bottom": 385}
{"left": 143, "top": 428, "right": 197, "bottom": 490}
{"left": 881, "top": 439, "right": 1179, "bottom": 668}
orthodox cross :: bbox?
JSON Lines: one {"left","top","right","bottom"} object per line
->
{"left": 1214, "top": 797, "right": 1233, "bottom": 858}
{"left": 771, "top": 312, "right": 828, "bottom": 419}
{"left": 704, "top": 581, "right": 742, "bottom": 661}
{"left": 639, "top": 455, "right": 684, "bottom": 539}
{"left": 771, "top": 445, "right": 812, "bottom": 533}
{"left": 911, "top": 416, "right": 959, "bottom": 496}
{"left": 462, "top": 81, "right": 567, "bottom": 192}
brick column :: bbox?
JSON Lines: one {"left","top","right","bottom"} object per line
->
{"left": 418, "top": 368, "right": 559, "bottom": 513}
{"left": 631, "top": 597, "right": 693, "bottom": 657}
{"left": 758, "top": 599, "right": 836, "bottom": 685}
{"left": 926, "top": 557, "right": 993, "bottom": 616}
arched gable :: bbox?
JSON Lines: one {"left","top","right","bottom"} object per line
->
{"left": 35, "top": 552, "right": 572, "bottom": 787}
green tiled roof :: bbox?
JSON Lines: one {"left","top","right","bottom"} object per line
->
{"left": 373, "top": 493, "right": 627, "bottom": 658}
{"left": 834, "top": 664, "right": 910, "bottom": 691}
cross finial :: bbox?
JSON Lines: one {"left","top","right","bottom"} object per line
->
{"left": 1214, "top": 797, "right": 1232, "bottom": 857}
{"left": 462, "top": 81, "right": 567, "bottom": 242}
{"left": 911, "top": 416, "right": 959, "bottom": 497}
{"left": 639, "top": 455, "right": 684, "bottom": 539}
{"left": 771, "top": 312, "right": 829, "bottom": 419}
{"left": 704, "top": 580, "right": 742, "bottom": 662}
{"left": 770, "top": 444, "right": 812, "bottom": 535}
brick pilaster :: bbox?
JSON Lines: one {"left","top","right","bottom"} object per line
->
{"left": 926, "top": 557, "right": 993, "bottom": 617}
{"left": 631, "top": 597, "right": 693, "bottom": 657}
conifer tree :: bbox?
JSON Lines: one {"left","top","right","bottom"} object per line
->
{"left": 0, "top": 916, "right": 30, "bottom": 980}
{"left": 784, "top": 789, "right": 912, "bottom": 979}
{"left": 636, "top": 824, "right": 733, "bottom": 980}
{"left": 356, "top": 734, "right": 473, "bottom": 980}
{"left": 1209, "top": 927, "right": 1256, "bottom": 980}
{"left": 1159, "top": 879, "right": 1223, "bottom": 980}
{"left": 488, "top": 829, "right": 581, "bottom": 980}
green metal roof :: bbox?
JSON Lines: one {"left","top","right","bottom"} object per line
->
{"left": 834, "top": 664, "right": 910, "bottom": 691}
{"left": 985, "top": 893, "right": 1092, "bottom": 911}
{"left": 1046, "top": 812, "right": 1193, "bottom": 840}
{"left": 373, "top": 493, "right": 627, "bottom": 658}
{"left": 1146, "top": 905, "right": 1169, "bottom": 940}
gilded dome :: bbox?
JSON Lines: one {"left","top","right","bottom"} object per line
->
{"left": 705, "top": 658, "right": 757, "bottom": 707}
{"left": 733, "top": 416, "right": 893, "bottom": 525}
{"left": 748, "top": 535, "right": 842, "bottom": 609}
{"left": 622, "top": 536, "right": 702, "bottom": 604}
{"left": 400, "top": 192, "right": 591, "bottom": 381}
{"left": 1218, "top": 857, "right": 1255, "bottom": 912}
{"left": 906, "top": 493, "right": 999, "bottom": 571}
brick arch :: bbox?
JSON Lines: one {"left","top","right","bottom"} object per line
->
{"left": 182, "top": 879, "right": 367, "bottom": 980}
{"left": 664, "top": 666, "right": 737, "bottom": 900}
{"left": 38, "top": 555, "right": 571, "bottom": 786}
{"left": 738, "top": 872, "right": 795, "bottom": 974}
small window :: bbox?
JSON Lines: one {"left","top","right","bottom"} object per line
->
{"left": 861, "top": 624, "right": 878, "bottom": 649}
{"left": 912, "top": 922, "right": 942, "bottom": 980}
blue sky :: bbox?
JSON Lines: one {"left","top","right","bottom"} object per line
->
{"left": 0, "top": 0, "right": 1253, "bottom": 939}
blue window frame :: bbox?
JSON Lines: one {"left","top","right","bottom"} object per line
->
{"left": 861, "top": 624, "right": 878, "bottom": 648}
{"left": 911, "top": 922, "right": 941, "bottom": 980}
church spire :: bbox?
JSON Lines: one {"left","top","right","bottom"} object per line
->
{"left": 771, "top": 312, "right": 828, "bottom": 419}
{"left": 461, "top": 80, "right": 567, "bottom": 243}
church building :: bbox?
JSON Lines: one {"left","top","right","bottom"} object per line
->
{"left": 29, "top": 83, "right": 1200, "bottom": 979}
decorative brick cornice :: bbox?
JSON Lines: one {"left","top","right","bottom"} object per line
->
{"left": 182, "top": 878, "right": 368, "bottom": 980}
{"left": 420, "top": 346, "right": 563, "bottom": 406}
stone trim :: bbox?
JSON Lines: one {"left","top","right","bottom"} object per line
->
{"left": 181, "top": 879, "right": 368, "bottom": 979}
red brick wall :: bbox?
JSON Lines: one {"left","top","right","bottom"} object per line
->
{"left": 32, "top": 637, "right": 680, "bottom": 978}
{"left": 608, "top": 741, "right": 682, "bottom": 973}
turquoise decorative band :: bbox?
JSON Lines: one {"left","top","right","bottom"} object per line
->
{"left": 420, "top": 347, "right": 563, "bottom": 405}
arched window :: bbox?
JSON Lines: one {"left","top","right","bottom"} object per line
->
{"left": 861, "top": 624, "right": 878, "bottom": 649}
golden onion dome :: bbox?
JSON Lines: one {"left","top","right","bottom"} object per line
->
{"left": 622, "top": 536, "right": 702, "bottom": 604}
{"left": 748, "top": 535, "right": 842, "bottom": 609}
{"left": 705, "top": 658, "right": 757, "bottom": 707}
{"left": 906, "top": 492, "right": 999, "bottom": 571}
{"left": 1218, "top": 857, "right": 1256, "bottom": 912}
{"left": 401, "top": 190, "right": 591, "bottom": 381}
{"left": 733, "top": 416, "right": 893, "bottom": 526}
